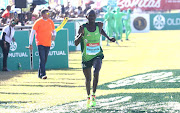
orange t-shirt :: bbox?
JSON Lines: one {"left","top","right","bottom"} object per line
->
{"left": 1, "top": 10, "right": 10, "bottom": 18}
{"left": 33, "top": 18, "right": 55, "bottom": 46}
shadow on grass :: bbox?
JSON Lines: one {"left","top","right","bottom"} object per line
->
{"left": 0, "top": 67, "right": 82, "bottom": 81}
{"left": 0, "top": 71, "right": 32, "bottom": 81}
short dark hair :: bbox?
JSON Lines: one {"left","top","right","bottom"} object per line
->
{"left": 86, "top": 9, "right": 96, "bottom": 16}
{"left": 7, "top": 5, "right": 11, "bottom": 8}
{"left": 41, "top": 9, "right": 49, "bottom": 15}
{"left": 6, "top": 5, "right": 11, "bottom": 10}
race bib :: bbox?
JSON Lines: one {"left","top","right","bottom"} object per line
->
{"left": 86, "top": 43, "right": 100, "bottom": 55}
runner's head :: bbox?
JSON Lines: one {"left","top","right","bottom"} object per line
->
{"left": 41, "top": 8, "right": 49, "bottom": 19}
{"left": 86, "top": 9, "right": 96, "bottom": 23}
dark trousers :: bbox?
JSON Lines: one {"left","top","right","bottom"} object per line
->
{"left": 0, "top": 40, "right": 10, "bottom": 69}
{"left": 37, "top": 45, "right": 50, "bottom": 76}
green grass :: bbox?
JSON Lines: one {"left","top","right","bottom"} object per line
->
{"left": 0, "top": 30, "right": 180, "bottom": 113}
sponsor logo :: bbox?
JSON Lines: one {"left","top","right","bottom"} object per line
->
{"left": 30, "top": 93, "right": 180, "bottom": 113}
{"left": 87, "top": 43, "right": 99, "bottom": 47}
{"left": 87, "top": 33, "right": 91, "bottom": 36}
{"left": 4, "top": 42, "right": 28, "bottom": 58}
{"left": 8, "top": 52, "right": 28, "bottom": 58}
{"left": 98, "top": 70, "right": 180, "bottom": 89}
{"left": 35, "top": 51, "right": 66, "bottom": 56}
{"left": 166, "top": 0, "right": 180, "bottom": 3}
{"left": 48, "top": 51, "right": 66, "bottom": 56}
{"left": 153, "top": 14, "right": 166, "bottom": 30}
{"left": 117, "top": 0, "right": 161, "bottom": 9}
{"left": 68, "top": 41, "right": 75, "bottom": 46}
{"left": 50, "top": 41, "right": 55, "bottom": 50}
{"left": 133, "top": 17, "right": 147, "bottom": 30}
{"left": 10, "top": 42, "right": 17, "bottom": 51}
{"left": 167, "top": 18, "right": 180, "bottom": 26}
{"left": 108, "top": 72, "right": 173, "bottom": 88}
{"left": 84, "top": 39, "right": 88, "bottom": 43}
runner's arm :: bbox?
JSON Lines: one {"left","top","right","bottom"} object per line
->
{"left": 74, "top": 25, "right": 84, "bottom": 46}
{"left": 98, "top": 22, "right": 116, "bottom": 42}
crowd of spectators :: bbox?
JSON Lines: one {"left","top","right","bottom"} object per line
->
{"left": 0, "top": 2, "right": 105, "bottom": 26}
{"left": 1, "top": 2, "right": 178, "bottom": 27}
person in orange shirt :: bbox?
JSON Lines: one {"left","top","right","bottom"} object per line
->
{"left": 1, "top": 5, "right": 11, "bottom": 25}
{"left": 28, "top": 9, "right": 56, "bottom": 79}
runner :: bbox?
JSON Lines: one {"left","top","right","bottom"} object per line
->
{"left": 74, "top": 9, "right": 116, "bottom": 108}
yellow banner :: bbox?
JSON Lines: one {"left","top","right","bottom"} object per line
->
{"left": 55, "top": 17, "right": 69, "bottom": 32}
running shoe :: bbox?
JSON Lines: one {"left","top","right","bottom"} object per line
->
{"left": 87, "top": 97, "right": 91, "bottom": 108}
{"left": 91, "top": 95, "right": 96, "bottom": 107}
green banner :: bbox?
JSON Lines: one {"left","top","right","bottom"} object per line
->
{"left": 0, "top": 30, "right": 30, "bottom": 71}
{"left": 32, "top": 29, "right": 69, "bottom": 70}
{"left": 54, "top": 22, "right": 76, "bottom": 51}
{"left": 150, "top": 13, "right": 180, "bottom": 30}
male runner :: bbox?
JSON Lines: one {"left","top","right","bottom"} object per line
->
{"left": 75, "top": 9, "right": 116, "bottom": 108}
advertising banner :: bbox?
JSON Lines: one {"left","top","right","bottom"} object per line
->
{"left": 150, "top": 13, "right": 180, "bottom": 30}
{"left": 117, "top": 0, "right": 180, "bottom": 11}
{"left": 54, "top": 22, "right": 76, "bottom": 51}
{"left": 32, "top": 29, "right": 69, "bottom": 70}
{"left": 131, "top": 14, "right": 150, "bottom": 33}
{"left": 0, "top": 31, "right": 30, "bottom": 71}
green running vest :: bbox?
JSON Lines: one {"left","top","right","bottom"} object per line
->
{"left": 81, "top": 23, "right": 104, "bottom": 62}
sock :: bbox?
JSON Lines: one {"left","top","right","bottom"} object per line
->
{"left": 92, "top": 92, "right": 95, "bottom": 96}
{"left": 88, "top": 95, "right": 90, "bottom": 98}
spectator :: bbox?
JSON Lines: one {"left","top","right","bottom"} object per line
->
{"left": 77, "top": 6, "right": 83, "bottom": 17}
{"left": 61, "top": 5, "right": 65, "bottom": 16}
{"left": 28, "top": 9, "right": 56, "bottom": 79}
{"left": 0, "top": 19, "right": 18, "bottom": 71}
{"left": 1, "top": 5, "right": 11, "bottom": 25}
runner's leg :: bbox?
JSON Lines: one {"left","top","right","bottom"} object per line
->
{"left": 92, "top": 57, "right": 102, "bottom": 93}
{"left": 83, "top": 68, "right": 91, "bottom": 96}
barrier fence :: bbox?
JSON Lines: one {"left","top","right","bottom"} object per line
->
{"left": 0, "top": 29, "right": 69, "bottom": 71}
{"left": 0, "top": 30, "right": 30, "bottom": 71}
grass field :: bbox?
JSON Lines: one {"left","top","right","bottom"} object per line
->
{"left": 0, "top": 30, "right": 180, "bottom": 113}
